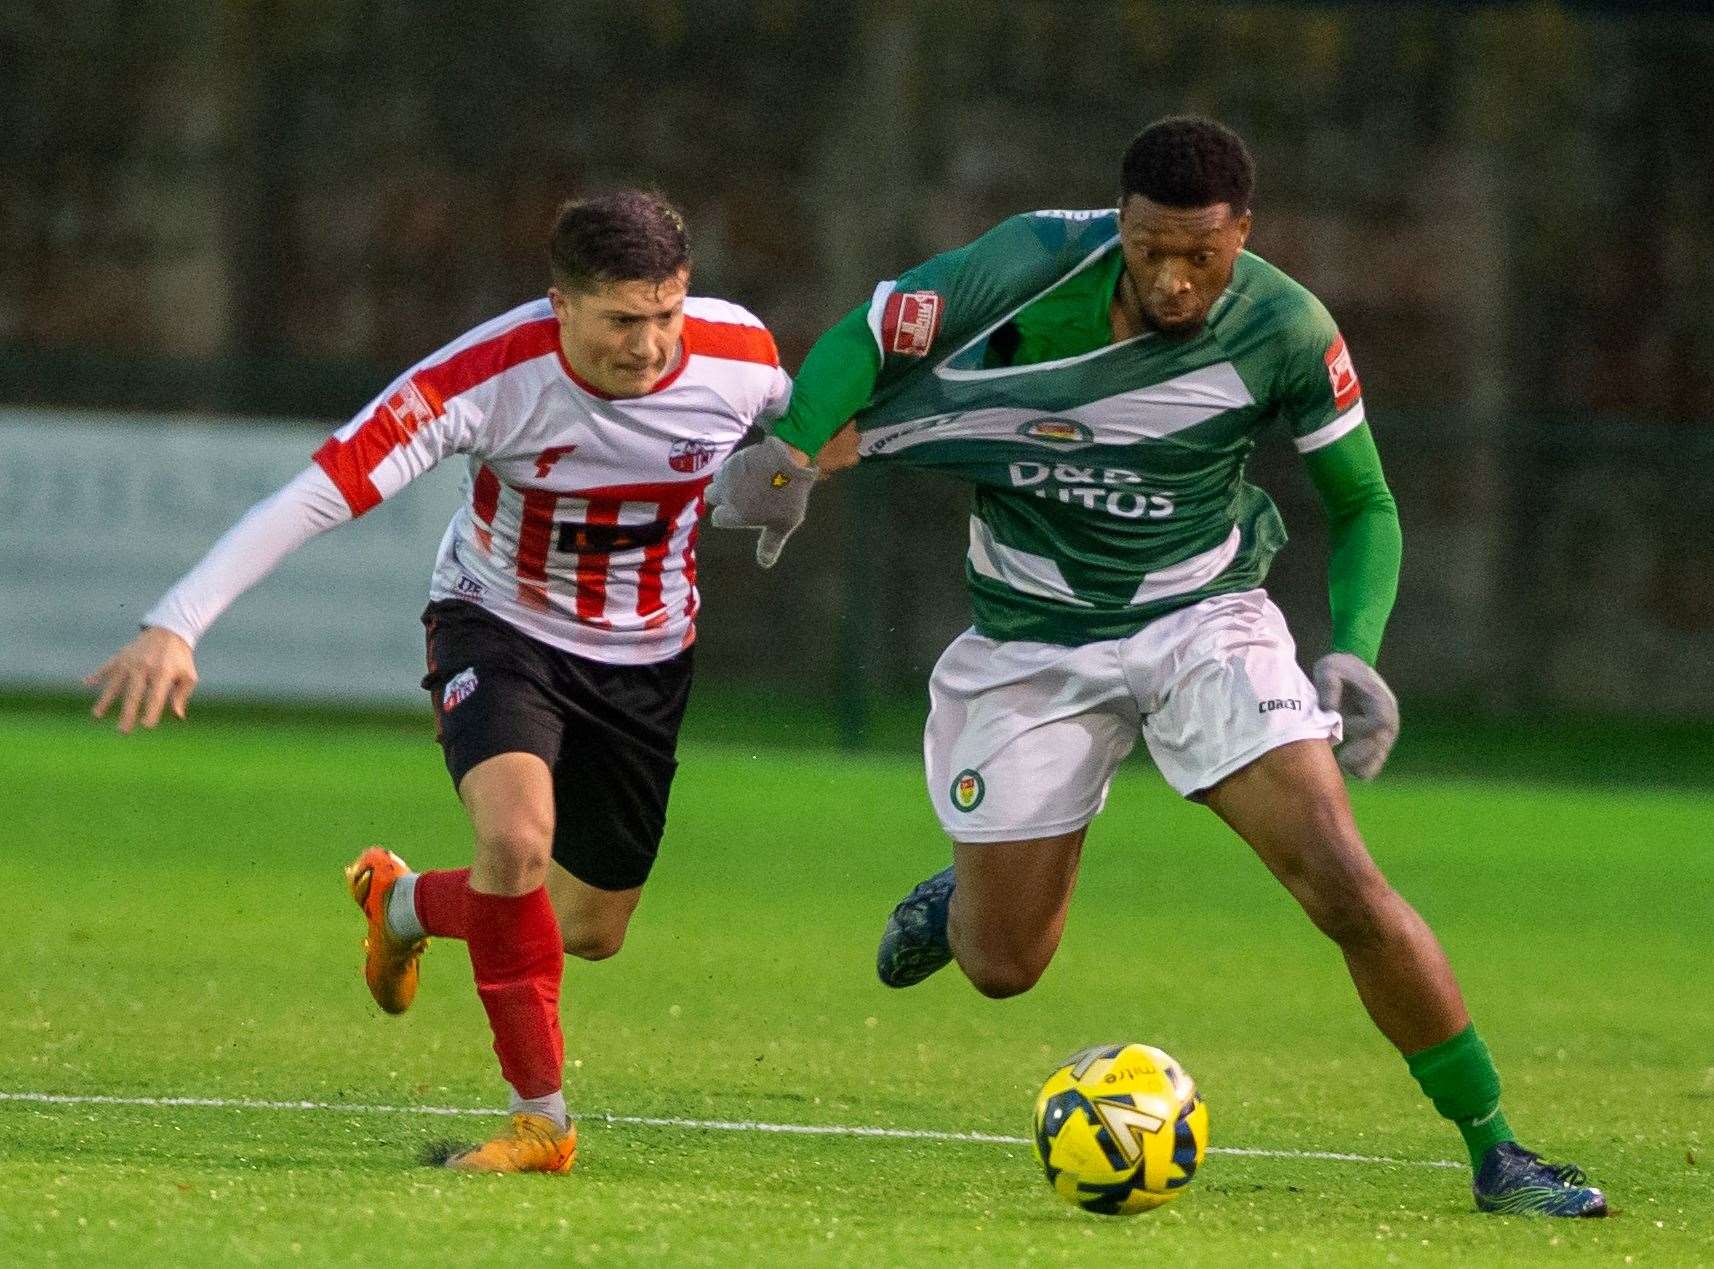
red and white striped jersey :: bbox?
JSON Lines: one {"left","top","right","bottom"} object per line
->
{"left": 312, "top": 295, "right": 790, "bottom": 665}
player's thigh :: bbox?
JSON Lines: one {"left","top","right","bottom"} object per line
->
{"left": 1202, "top": 737, "right": 1388, "bottom": 932}
{"left": 547, "top": 862, "right": 642, "bottom": 961}
{"left": 458, "top": 752, "right": 557, "bottom": 885}
{"left": 1138, "top": 590, "right": 1341, "bottom": 798}
{"left": 950, "top": 828, "right": 1086, "bottom": 960}
{"left": 424, "top": 599, "right": 566, "bottom": 855}
{"left": 925, "top": 630, "right": 1139, "bottom": 843}
{"left": 548, "top": 647, "right": 693, "bottom": 894}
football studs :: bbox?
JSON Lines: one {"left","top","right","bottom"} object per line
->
{"left": 951, "top": 768, "right": 985, "bottom": 812}
{"left": 770, "top": 471, "right": 791, "bottom": 489}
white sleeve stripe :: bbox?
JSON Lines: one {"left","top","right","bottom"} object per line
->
{"left": 864, "top": 280, "right": 897, "bottom": 358}
{"left": 1294, "top": 400, "right": 1367, "bottom": 453}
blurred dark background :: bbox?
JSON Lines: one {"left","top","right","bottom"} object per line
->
{"left": 3, "top": 0, "right": 1711, "bottom": 742}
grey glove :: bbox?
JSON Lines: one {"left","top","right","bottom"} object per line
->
{"left": 708, "top": 435, "right": 818, "bottom": 568}
{"left": 1312, "top": 652, "right": 1399, "bottom": 780}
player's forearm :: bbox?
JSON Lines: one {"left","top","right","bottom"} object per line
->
{"left": 771, "top": 303, "right": 881, "bottom": 457}
{"left": 1304, "top": 426, "right": 1401, "bottom": 666}
{"left": 143, "top": 465, "right": 352, "bottom": 648}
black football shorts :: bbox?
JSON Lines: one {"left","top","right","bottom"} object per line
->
{"left": 420, "top": 599, "right": 693, "bottom": 890}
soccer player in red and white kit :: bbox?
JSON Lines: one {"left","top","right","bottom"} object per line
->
{"left": 87, "top": 192, "right": 794, "bottom": 1173}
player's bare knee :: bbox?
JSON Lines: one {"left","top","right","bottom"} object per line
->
{"left": 1305, "top": 871, "right": 1397, "bottom": 951}
{"left": 474, "top": 823, "right": 553, "bottom": 892}
{"left": 962, "top": 952, "right": 1048, "bottom": 999}
{"left": 562, "top": 924, "right": 626, "bottom": 961}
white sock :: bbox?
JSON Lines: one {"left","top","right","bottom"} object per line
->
{"left": 385, "top": 871, "right": 425, "bottom": 941}
{"left": 509, "top": 1088, "right": 568, "bottom": 1132}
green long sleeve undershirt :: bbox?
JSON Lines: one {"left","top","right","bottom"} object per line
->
{"left": 773, "top": 303, "right": 1401, "bottom": 665}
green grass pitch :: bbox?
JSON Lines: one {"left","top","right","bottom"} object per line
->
{"left": 2, "top": 704, "right": 1709, "bottom": 1265}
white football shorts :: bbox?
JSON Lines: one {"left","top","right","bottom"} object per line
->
{"left": 924, "top": 589, "right": 1343, "bottom": 841}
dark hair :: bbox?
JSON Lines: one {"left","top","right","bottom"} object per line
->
{"left": 1120, "top": 116, "right": 1255, "bottom": 214}
{"left": 548, "top": 190, "right": 690, "bottom": 293}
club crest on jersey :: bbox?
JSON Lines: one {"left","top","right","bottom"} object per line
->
{"left": 1017, "top": 417, "right": 1094, "bottom": 446}
{"left": 881, "top": 290, "right": 943, "bottom": 357}
{"left": 441, "top": 667, "right": 478, "bottom": 713}
{"left": 951, "top": 768, "right": 986, "bottom": 812}
{"left": 1324, "top": 333, "right": 1362, "bottom": 412}
{"left": 669, "top": 439, "right": 717, "bottom": 473}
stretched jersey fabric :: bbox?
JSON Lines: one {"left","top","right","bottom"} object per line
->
{"left": 147, "top": 296, "right": 789, "bottom": 666}
{"left": 777, "top": 210, "right": 1379, "bottom": 648}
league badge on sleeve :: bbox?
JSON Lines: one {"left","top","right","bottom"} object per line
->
{"left": 1324, "top": 333, "right": 1361, "bottom": 412}
{"left": 951, "top": 768, "right": 986, "bottom": 812}
{"left": 882, "top": 290, "right": 944, "bottom": 357}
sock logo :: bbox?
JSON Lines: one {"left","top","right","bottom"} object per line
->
{"left": 441, "top": 667, "right": 478, "bottom": 712}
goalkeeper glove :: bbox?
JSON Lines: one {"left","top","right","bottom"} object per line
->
{"left": 1312, "top": 652, "right": 1399, "bottom": 780}
{"left": 707, "top": 435, "right": 818, "bottom": 568}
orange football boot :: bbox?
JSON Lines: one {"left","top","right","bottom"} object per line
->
{"left": 343, "top": 847, "right": 427, "bottom": 1015}
{"left": 441, "top": 1114, "right": 577, "bottom": 1174}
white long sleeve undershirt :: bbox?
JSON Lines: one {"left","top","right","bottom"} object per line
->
{"left": 142, "top": 465, "right": 354, "bottom": 649}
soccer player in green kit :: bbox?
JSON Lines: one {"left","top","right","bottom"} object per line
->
{"left": 710, "top": 117, "right": 1603, "bottom": 1215}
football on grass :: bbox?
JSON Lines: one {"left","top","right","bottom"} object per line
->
{"left": 1031, "top": 1042, "right": 1209, "bottom": 1215}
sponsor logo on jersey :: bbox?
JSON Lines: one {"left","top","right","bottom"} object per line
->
{"left": 1324, "top": 333, "right": 1361, "bottom": 412}
{"left": 441, "top": 667, "right": 478, "bottom": 712}
{"left": 1016, "top": 417, "right": 1094, "bottom": 446}
{"left": 882, "top": 290, "right": 943, "bottom": 357}
{"left": 535, "top": 445, "right": 577, "bottom": 478}
{"left": 951, "top": 768, "right": 986, "bottom": 812}
{"left": 557, "top": 520, "right": 672, "bottom": 553}
{"left": 1008, "top": 462, "right": 1174, "bottom": 519}
{"left": 454, "top": 573, "right": 484, "bottom": 599}
{"left": 1258, "top": 698, "right": 1301, "bottom": 714}
{"left": 668, "top": 439, "right": 717, "bottom": 473}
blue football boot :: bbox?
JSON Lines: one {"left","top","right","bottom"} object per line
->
{"left": 876, "top": 866, "right": 955, "bottom": 988}
{"left": 1473, "top": 1142, "right": 1607, "bottom": 1216}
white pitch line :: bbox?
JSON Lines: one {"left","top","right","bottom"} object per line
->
{"left": 0, "top": 1091, "right": 1462, "bottom": 1170}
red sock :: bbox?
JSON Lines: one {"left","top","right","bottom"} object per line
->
{"left": 464, "top": 886, "right": 565, "bottom": 1101}
{"left": 413, "top": 868, "right": 472, "bottom": 939}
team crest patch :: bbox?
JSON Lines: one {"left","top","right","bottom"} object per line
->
{"left": 1324, "top": 333, "right": 1362, "bottom": 412}
{"left": 1017, "top": 417, "right": 1093, "bottom": 446}
{"left": 881, "top": 290, "right": 943, "bottom": 357}
{"left": 669, "top": 438, "right": 717, "bottom": 473}
{"left": 441, "top": 667, "right": 478, "bottom": 712}
{"left": 950, "top": 768, "right": 986, "bottom": 812}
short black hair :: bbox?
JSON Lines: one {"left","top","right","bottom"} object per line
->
{"left": 1119, "top": 116, "right": 1255, "bottom": 215}
{"left": 549, "top": 190, "right": 690, "bottom": 293}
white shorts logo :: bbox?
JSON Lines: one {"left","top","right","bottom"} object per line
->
{"left": 441, "top": 667, "right": 478, "bottom": 712}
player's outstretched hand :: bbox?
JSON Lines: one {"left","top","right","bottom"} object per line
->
{"left": 707, "top": 434, "right": 819, "bottom": 568}
{"left": 86, "top": 626, "right": 198, "bottom": 734}
{"left": 1312, "top": 652, "right": 1399, "bottom": 780}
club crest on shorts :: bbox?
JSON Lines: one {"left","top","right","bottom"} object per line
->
{"left": 441, "top": 667, "right": 478, "bottom": 712}
{"left": 669, "top": 438, "right": 717, "bottom": 473}
{"left": 950, "top": 768, "right": 986, "bottom": 812}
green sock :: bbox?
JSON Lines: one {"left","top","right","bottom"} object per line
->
{"left": 1405, "top": 1023, "right": 1516, "bottom": 1170}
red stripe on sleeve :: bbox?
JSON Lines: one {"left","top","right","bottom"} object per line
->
{"left": 683, "top": 317, "right": 779, "bottom": 367}
{"left": 312, "top": 316, "right": 561, "bottom": 517}
{"left": 574, "top": 499, "right": 621, "bottom": 623}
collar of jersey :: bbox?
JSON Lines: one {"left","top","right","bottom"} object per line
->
{"left": 556, "top": 339, "right": 688, "bottom": 400}
{"left": 934, "top": 235, "right": 1236, "bottom": 383}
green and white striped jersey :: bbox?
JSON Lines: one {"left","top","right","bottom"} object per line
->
{"left": 850, "top": 209, "right": 1367, "bottom": 645}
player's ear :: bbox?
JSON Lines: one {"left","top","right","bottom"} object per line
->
{"left": 1232, "top": 209, "right": 1253, "bottom": 249}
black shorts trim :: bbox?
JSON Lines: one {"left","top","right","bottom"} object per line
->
{"left": 421, "top": 600, "right": 693, "bottom": 890}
